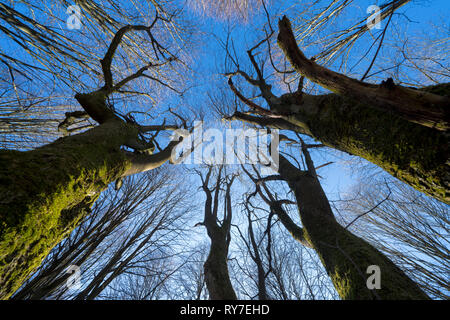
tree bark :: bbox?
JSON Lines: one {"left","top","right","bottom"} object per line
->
{"left": 204, "top": 231, "right": 237, "bottom": 300}
{"left": 277, "top": 16, "right": 450, "bottom": 131}
{"left": 0, "top": 114, "right": 180, "bottom": 299}
{"left": 277, "top": 154, "right": 429, "bottom": 299}
{"left": 292, "top": 90, "right": 449, "bottom": 204}
{"left": 232, "top": 83, "right": 450, "bottom": 204}
{"left": 275, "top": 15, "right": 449, "bottom": 202}
{"left": 0, "top": 119, "right": 136, "bottom": 299}
{"left": 246, "top": 210, "right": 269, "bottom": 300}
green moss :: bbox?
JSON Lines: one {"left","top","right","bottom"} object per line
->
{"left": 0, "top": 120, "right": 136, "bottom": 299}
{"left": 419, "top": 82, "right": 450, "bottom": 97}
{"left": 302, "top": 213, "right": 429, "bottom": 299}
{"left": 291, "top": 87, "right": 449, "bottom": 203}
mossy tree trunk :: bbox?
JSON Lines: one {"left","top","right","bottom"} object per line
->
{"left": 277, "top": 16, "right": 449, "bottom": 131}
{"left": 0, "top": 120, "right": 134, "bottom": 299}
{"left": 288, "top": 92, "right": 449, "bottom": 203}
{"left": 0, "top": 22, "right": 184, "bottom": 299}
{"left": 275, "top": 147, "right": 429, "bottom": 299}
{"left": 232, "top": 85, "right": 449, "bottom": 203}
{"left": 0, "top": 116, "right": 181, "bottom": 299}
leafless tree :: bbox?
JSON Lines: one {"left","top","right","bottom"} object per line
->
{"left": 224, "top": 4, "right": 449, "bottom": 203}
{"left": 0, "top": 1, "right": 192, "bottom": 148}
{"left": 2, "top": 0, "right": 448, "bottom": 302}
{"left": 337, "top": 174, "right": 450, "bottom": 299}
{"left": 240, "top": 134, "right": 428, "bottom": 299}
{"left": 161, "top": 243, "right": 210, "bottom": 300}
{"left": 231, "top": 200, "right": 271, "bottom": 300}
{"left": 227, "top": 171, "right": 340, "bottom": 300}
{"left": 195, "top": 165, "right": 237, "bottom": 300}
{"left": 11, "top": 166, "right": 190, "bottom": 300}
{"left": 266, "top": 227, "right": 339, "bottom": 300}
{"left": 0, "top": 7, "right": 198, "bottom": 298}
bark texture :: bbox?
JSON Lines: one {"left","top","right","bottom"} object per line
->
{"left": 232, "top": 84, "right": 450, "bottom": 204}
{"left": 0, "top": 120, "right": 135, "bottom": 299}
{"left": 277, "top": 153, "right": 429, "bottom": 299}
{"left": 287, "top": 89, "right": 449, "bottom": 204}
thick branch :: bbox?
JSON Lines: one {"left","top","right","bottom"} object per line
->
{"left": 101, "top": 24, "right": 156, "bottom": 90}
{"left": 58, "top": 111, "right": 90, "bottom": 136}
{"left": 227, "top": 111, "right": 310, "bottom": 135}
{"left": 122, "top": 138, "right": 181, "bottom": 177}
{"left": 75, "top": 90, "right": 118, "bottom": 124}
{"left": 277, "top": 16, "right": 450, "bottom": 131}
{"left": 227, "top": 78, "right": 276, "bottom": 117}
{"left": 138, "top": 124, "right": 179, "bottom": 133}
{"left": 269, "top": 202, "right": 312, "bottom": 248}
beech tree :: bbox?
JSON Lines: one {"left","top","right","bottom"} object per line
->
{"left": 196, "top": 166, "right": 237, "bottom": 300}
{"left": 242, "top": 136, "right": 429, "bottom": 299}
{"left": 1, "top": 0, "right": 447, "bottom": 302}
{"left": 0, "top": 16, "right": 191, "bottom": 299}
{"left": 226, "top": 11, "right": 449, "bottom": 204}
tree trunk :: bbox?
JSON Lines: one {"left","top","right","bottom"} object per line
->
{"left": 285, "top": 88, "right": 449, "bottom": 204}
{"left": 233, "top": 83, "right": 449, "bottom": 204}
{"left": 204, "top": 231, "right": 237, "bottom": 300}
{"left": 0, "top": 119, "right": 136, "bottom": 299}
{"left": 229, "top": 14, "right": 449, "bottom": 203}
{"left": 274, "top": 15, "right": 449, "bottom": 202}
{"left": 277, "top": 16, "right": 450, "bottom": 131}
{"left": 248, "top": 219, "right": 269, "bottom": 300}
{"left": 277, "top": 155, "right": 429, "bottom": 299}
{"left": 200, "top": 168, "right": 237, "bottom": 300}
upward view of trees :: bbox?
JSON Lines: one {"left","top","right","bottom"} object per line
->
{"left": 0, "top": 0, "right": 448, "bottom": 301}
